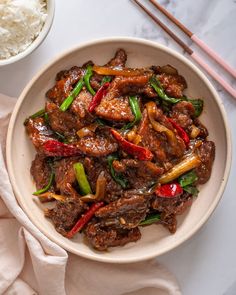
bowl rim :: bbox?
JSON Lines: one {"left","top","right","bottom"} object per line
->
{"left": 6, "top": 37, "right": 232, "bottom": 263}
{"left": 0, "top": 0, "right": 55, "bottom": 66}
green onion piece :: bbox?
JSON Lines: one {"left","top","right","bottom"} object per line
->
{"left": 24, "top": 109, "right": 45, "bottom": 125}
{"left": 73, "top": 163, "right": 92, "bottom": 195}
{"left": 84, "top": 65, "right": 95, "bottom": 95}
{"left": 44, "top": 112, "right": 49, "bottom": 125}
{"left": 30, "top": 108, "right": 45, "bottom": 119}
{"left": 60, "top": 78, "right": 84, "bottom": 112}
{"left": 55, "top": 131, "right": 68, "bottom": 143}
{"left": 101, "top": 76, "right": 112, "bottom": 85}
{"left": 178, "top": 170, "right": 199, "bottom": 197}
{"left": 122, "top": 96, "right": 142, "bottom": 130}
{"left": 181, "top": 96, "right": 204, "bottom": 117}
{"left": 160, "top": 100, "right": 172, "bottom": 113}
{"left": 150, "top": 76, "right": 180, "bottom": 104}
{"left": 33, "top": 173, "right": 55, "bottom": 196}
{"left": 107, "top": 155, "right": 128, "bottom": 189}
{"left": 139, "top": 214, "right": 160, "bottom": 226}
{"left": 183, "top": 185, "right": 199, "bottom": 197}
{"left": 178, "top": 170, "right": 198, "bottom": 187}
{"left": 95, "top": 118, "right": 106, "bottom": 126}
{"left": 188, "top": 99, "right": 203, "bottom": 117}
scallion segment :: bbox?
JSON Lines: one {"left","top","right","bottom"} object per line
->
{"left": 84, "top": 65, "right": 95, "bottom": 95}
{"left": 178, "top": 170, "right": 199, "bottom": 197}
{"left": 188, "top": 99, "right": 203, "bottom": 117}
{"left": 139, "top": 214, "right": 161, "bottom": 226}
{"left": 24, "top": 109, "right": 45, "bottom": 125}
{"left": 150, "top": 76, "right": 180, "bottom": 104}
{"left": 107, "top": 154, "right": 128, "bottom": 189}
{"left": 74, "top": 162, "right": 92, "bottom": 195}
{"left": 178, "top": 170, "right": 198, "bottom": 187}
{"left": 101, "top": 76, "right": 112, "bottom": 85}
{"left": 60, "top": 78, "right": 84, "bottom": 112}
{"left": 33, "top": 172, "right": 55, "bottom": 196}
{"left": 122, "top": 96, "right": 142, "bottom": 130}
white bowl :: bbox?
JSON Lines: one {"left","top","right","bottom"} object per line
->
{"left": 0, "top": 0, "right": 55, "bottom": 66}
{"left": 6, "top": 37, "right": 232, "bottom": 263}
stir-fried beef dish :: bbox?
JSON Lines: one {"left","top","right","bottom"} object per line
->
{"left": 25, "top": 49, "right": 215, "bottom": 251}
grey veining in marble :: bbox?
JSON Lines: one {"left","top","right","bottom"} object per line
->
{"left": 0, "top": 1, "right": 236, "bottom": 294}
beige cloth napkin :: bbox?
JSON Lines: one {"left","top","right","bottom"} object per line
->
{"left": 0, "top": 94, "right": 181, "bottom": 295}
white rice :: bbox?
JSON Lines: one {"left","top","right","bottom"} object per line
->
{"left": 0, "top": 0, "right": 47, "bottom": 59}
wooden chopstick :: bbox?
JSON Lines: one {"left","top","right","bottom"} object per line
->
{"left": 133, "top": 0, "right": 236, "bottom": 98}
{"left": 148, "top": 0, "right": 236, "bottom": 79}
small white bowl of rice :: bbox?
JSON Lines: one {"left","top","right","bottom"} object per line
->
{"left": 0, "top": 0, "right": 55, "bottom": 66}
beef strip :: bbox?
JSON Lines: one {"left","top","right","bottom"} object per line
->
{"left": 112, "top": 159, "right": 164, "bottom": 189}
{"left": 31, "top": 154, "right": 52, "bottom": 190}
{"left": 84, "top": 221, "right": 141, "bottom": 251}
{"left": 152, "top": 192, "right": 193, "bottom": 216}
{"left": 70, "top": 89, "right": 94, "bottom": 121}
{"left": 137, "top": 109, "right": 168, "bottom": 164}
{"left": 76, "top": 135, "right": 118, "bottom": 157}
{"left": 70, "top": 89, "right": 92, "bottom": 118}
{"left": 104, "top": 173, "right": 124, "bottom": 202}
{"left": 95, "top": 194, "right": 150, "bottom": 229}
{"left": 95, "top": 96, "right": 134, "bottom": 122}
{"left": 143, "top": 85, "right": 158, "bottom": 98}
{"left": 54, "top": 157, "right": 81, "bottom": 197}
{"left": 89, "top": 49, "right": 128, "bottom": 92}
{"left": 151, "top": 64, "right": 178, "bottom": 76}
{"left": 195, "top": 141, "right": 215, "bottom": 184}
{"left": 152, "top": 192, "right": 193, "bottom": 233}
{"left": 170, "top": 101, "right": 195, "bottom": 129}
{"left": 45, "top": 102, "right": 83, "bottom": 137}
{"left": 159, "top": 213, "right": 177, "bottom": 234}
{"left": 55, "top": 66, "right": 82, "bottom": 81}
{"left": 90, "top": 74, "right": 103, "bottom": 91}
{"left": 109, "top": 75, "right": 151, "bottom": 96}
{"left": 95, "top": 74, "right": 154, "bottom": 122}
{"left": 45, "top": 198, "right": 87, "bottom": 236}
{"left": 25, "top": 117, "right": 54, "bottom": 152}
{"left": 105, "top": 48, "right": 127, "bottom": 67}
{"left": 46, "top": 66, "right": 83, "bottom": 105}
{"left": 156, "top": 69, "right": 187, "bottom": 98}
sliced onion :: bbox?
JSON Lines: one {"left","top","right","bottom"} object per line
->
{"left": 127, "top": 128, "right": 142, "bottom": 145}
{"left": 146, "top": 101, "right": 178, "bottom": 149}
{"left": 190, "top": 124, "right": 201, "bottom": 139}
{"left": 77, "top": 123, "right": 99, "bottom": 138}
{"left": 37, "top": 192, "right": 66, "bottom": 202}
{"left": 158, "top": 153, "right": 201, "bottom": 184}
{"left": 80, "top": 171, "right": 106, "bottom": 202}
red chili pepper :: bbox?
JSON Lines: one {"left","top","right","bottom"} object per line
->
{"left": 66, "top": 202, "right": 104, "bottom": 238}
{"left": 110, "top": 129, "right": 153, "bottom": 161}
{"left": 168, "top": 118, "right": 190, "bottom": 147}
{"left": 155, "top": 183, "right": 183, "bottom": 198}
{"left": 43, "top": 140, "right": 81, "bottom": 157}
{"left": 88, "top": 82, "right": 110, "bottom": 112}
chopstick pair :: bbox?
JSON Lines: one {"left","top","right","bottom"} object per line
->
{"left": 133, "top": 0, "right": 236, "bottom": 98}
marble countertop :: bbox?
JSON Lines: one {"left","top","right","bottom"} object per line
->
{"left": 0, "top": 0, "right": 236, "bottom": 294}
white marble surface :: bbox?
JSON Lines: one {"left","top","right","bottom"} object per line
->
{"left": 0, "top": 0, "right": 236, "bottom": 294}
